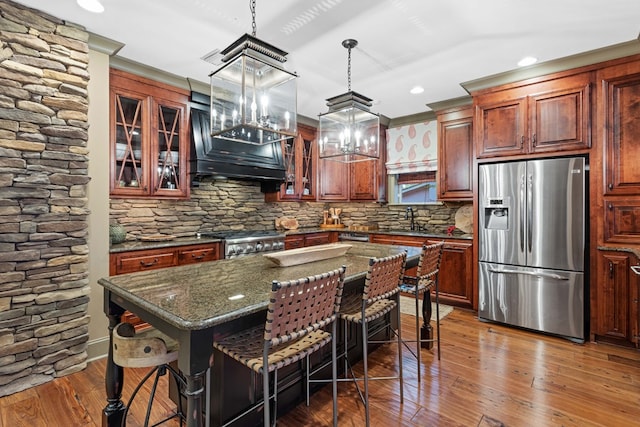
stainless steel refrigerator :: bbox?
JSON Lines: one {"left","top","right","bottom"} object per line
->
{"left": 478, "top": 157, "right": 586, "bottom": 341}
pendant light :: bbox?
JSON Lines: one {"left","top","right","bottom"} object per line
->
{"left": 318, "top": 39, "right": 380, "bottom": 162}
{"left": 209, "top": 0, "right": 297, "bottom": 145}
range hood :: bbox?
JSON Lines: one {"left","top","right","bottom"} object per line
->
{"left": 190, "top": 92, "right": 286, "bottom": 192}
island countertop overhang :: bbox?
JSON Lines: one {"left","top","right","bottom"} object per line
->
{"left": 99, "top": 242, "right": 422, "bottom": 331}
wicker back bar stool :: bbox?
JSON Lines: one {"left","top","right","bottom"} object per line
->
{"left": 112, "top": 322, "right": 186, "bottom": 427}
{"left": 213, "top": 266, "right": 346, "bottom": 427}
{"left": 339, "top": 251, "right": 407, "bottom": 427}
{"left": 401, "top": 241, "right": 445, "bottom": 379}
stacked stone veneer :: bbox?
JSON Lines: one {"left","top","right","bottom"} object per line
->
{"left": 0, "top": 1, "right": 90, "bottom": 396}
{"left": 110, "top": 178, "right": 466, "bottom": 238}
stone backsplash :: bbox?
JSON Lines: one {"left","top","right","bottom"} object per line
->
{"left": 0, "top": 1, "right": 90, "bottom": 396}
{"left": 110, "top": 177, "right": 469, "bottom": 239}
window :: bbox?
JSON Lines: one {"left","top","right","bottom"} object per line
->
{"left": 388, "top": 171, "right": 440, "bottom": 205}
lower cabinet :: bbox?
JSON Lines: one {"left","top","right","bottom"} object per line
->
{"left": 594, "top": 250, "right": 639, "bottom": 346}
{"left": 368, "top": 234, "right": 474, "bottom": 309}
{"left": 284, "top": 231, "right": 337, "bottom": 249}
{"left": 109, "top": 242, "right": 221, "bottom": 327}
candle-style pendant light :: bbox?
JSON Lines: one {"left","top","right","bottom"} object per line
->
{"left": 209, "top": 0, "right": 297, "bottom": 145}
{"left": 318, "top": 39, "right": 380, "bottom": 162}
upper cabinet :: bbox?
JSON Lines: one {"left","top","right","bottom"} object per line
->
{"left": 436, "top": 106, "right": 473, "bottom": 200}
{"left": 597, "top": 59, "right": 640, "bottom": 244}
{"left": 265, "top": 124, "right": 316, "bottom": 201}
{"left": 475, "top": 73, "right": 592, "bottom": 159}
{"left": 318, "top": 124, "right": 387, "bottom": 202}
{"left": 599, "top": 62, "right": 640, "bottom": 196}
{"left": 110, "top": 69, "right": 190, "bottom": 199}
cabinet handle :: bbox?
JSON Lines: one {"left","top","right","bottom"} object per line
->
{"left": 609, "top": 261, "right": 614, "bottom": 279}
{"left": 520, "top": 135, "right": 524, "bottom": 148}
{"left": 608, "top": 203, "right": 613, "bottom": 210}
{"left": 191, "top": 253, "right": 207, "bottom": 260}
{"left": 531, "top": 133, "right": 536, "bottom": 147}
{"left": 140, "top": 258, "right": 159, "bottom": 267}
{"left": 608, "top": 183, "right": 613, "bottom": 190}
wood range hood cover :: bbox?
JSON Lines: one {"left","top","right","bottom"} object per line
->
{"left": 190, "top": 91, "right": 286, "bottom": 192}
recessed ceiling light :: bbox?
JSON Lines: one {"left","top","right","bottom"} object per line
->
{"left": 77, "top": 0, "right": 104, "bottom": 13}
{"left": 410, "top": 86, "right": 424, "bottom": 95}
{"left": 518, "top": 56, "right": 538, "bottom": 67}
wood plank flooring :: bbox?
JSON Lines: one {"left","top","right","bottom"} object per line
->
{"left": 2, "top": 309, "right": 639, "bottom": 426}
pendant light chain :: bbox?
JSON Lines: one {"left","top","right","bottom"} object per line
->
{"left": 347, "top": 45, "right": 352, "bottom": 92}
{"left": 250, "top": 0, "right": 257, "bottom": 36}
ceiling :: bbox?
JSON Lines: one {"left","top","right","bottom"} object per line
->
{"left": 15, "top": 0, "right": 640, "bottom": 120}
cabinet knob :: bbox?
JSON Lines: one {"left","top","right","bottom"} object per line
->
{"left": 531, "top": 133, "right": 537, "bottom": 146}
{"left": 608, "top": 203, "right": 613, "bottom": 210}
{"left": 520, "top": 135, "right": 524, "bottom": 148}
{"left": 608, "top": 183, "right": 613, "bottom": 190}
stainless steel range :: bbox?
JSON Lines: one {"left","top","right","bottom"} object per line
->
{"left": 199, "top": 230, "right": 285, "bottom": 259}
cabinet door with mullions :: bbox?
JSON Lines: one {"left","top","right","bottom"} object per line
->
{"left": 154, "top": 101, "right": 187, "bottom": 196}
{"left": 110, "top": 68, "right": 190, "bottom": 199}
{"left": 112, "top": 92, "right": 147, "bottom": 194}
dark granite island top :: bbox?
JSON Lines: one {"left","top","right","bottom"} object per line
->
{"left": 99, "top": 242, "right": 422, "bottom": 427}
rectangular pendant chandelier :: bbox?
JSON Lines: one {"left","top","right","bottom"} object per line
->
{"left": 318, "top": 39, "right": 379, "bottom": 163}
{"left": 318, "top": 91, "right": 380, "bottom": 163}
{"left": 209, "top": 33, "right": 298, "bottom": 145}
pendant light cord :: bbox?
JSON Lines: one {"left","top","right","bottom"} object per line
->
{"left": 250, "top": 0, "right": 257, "bottom": 36}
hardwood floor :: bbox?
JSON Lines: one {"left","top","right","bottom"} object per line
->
{"left": 2, "top": 309, "right": 639, "bottom": 426}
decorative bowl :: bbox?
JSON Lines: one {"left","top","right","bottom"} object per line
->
{"left": 263, "top": 243, "right": 352, "bottom": 267}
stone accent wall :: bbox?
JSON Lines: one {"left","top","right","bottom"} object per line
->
{"left": 110, "top": 177, "right": 468, "bottom": 239}
{"left": 0, "top": 1, "right": 90, "bottom": 396}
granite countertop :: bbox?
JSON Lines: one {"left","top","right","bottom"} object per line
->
{"left": 597, "top": 245, "right": 640, "bottom": 260}
{"left": 285, "top": 227, "right": 473, "bottom": 240}
{"left": 99, "top": 242, "right": 422, "bottom": 331}
{"left": 109, "top": 236, "right": 222, "bottom": 253}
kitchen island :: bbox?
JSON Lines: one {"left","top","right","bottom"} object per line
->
{"left": 99, "top": 242, "right": 421, "bottom": 427}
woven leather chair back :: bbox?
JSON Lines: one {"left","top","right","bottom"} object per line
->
{"left": 362, "top": 252, "right": 407, "bottom": 303}
{"left": 416, "top": 241, "right": 444, "bottom": 285}
{"left": 265, "top": 266, "right": 345, "bottom": 347}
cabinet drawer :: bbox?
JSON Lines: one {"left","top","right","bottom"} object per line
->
{"left": 178, "top": 245, "right": 219, "bottom": 265}
{"left": 114, "top": 249, "right": 177, "bottom": 274}
{"left": 305, "top": 233, "right": 331, "bottom": 246}
{"left": 285, "top": 236, "right": 304, "bottom": 250}
{"left": 604, "top": 200, "right": 640, "bottom": 243}
{"left": 369, "top": 234, "right": 426, "bottom": 246}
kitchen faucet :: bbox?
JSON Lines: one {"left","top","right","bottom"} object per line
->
{"left": 405, "top": 207, "right": 415, "bottom": 231}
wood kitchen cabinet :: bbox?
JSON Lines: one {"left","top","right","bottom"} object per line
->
{"left": 369, "top": 234, "right": 474, "bottom": 308}
{"left": 284, "top": 232, "right": 337, "bottom": 250}
{"left": 110, "top": 68, "right": 190, "bottom": 199}
{"left": 594, "top": 250, "right": 638, "bottom": 346}
{"left": 265, "top": 124, "right": 317, "bottom": 201}
{"left": 598, "top": 61, "right": 640, "bottom": 244}
{"left": 475, "top": 72, "right": 592, "bottom": 159}
{"left": 317, "top": 124, "right": 387, "bottom": 201}
{"left": 110, "top": 242, "right": 221, "bottom": 327}
{"left": 436, "top": 106, "right": 473, "bottom": 200}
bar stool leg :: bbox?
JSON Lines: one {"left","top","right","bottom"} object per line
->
{"left": 415, "top": 293, "right": 421, "bottom": 381}
{"left": 362, "top": 318, "right": 370, "bottom": 427}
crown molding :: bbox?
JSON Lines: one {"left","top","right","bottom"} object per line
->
{"left": 461, "top": 38, "right": 640, "bottom": 94}
{"left": 88, "top": 32, "right": 124, "bottom": 56}
{"left": 426, "top": 95, "right": 473, "bottom": 113}
{"left": 388, "top": 111, "right": 436, "bottom": 128}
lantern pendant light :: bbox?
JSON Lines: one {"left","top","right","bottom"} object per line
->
{"left": 318, "top": 39, "right": 380, "bottom": 162}
{"left": 209, "top": 0, "right": 298, "bottom": 145}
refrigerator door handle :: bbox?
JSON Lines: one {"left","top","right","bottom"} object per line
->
{"left": 488, "top": 268, "right": 571, "bottom": 281}
{"left": 527, "top": 171, "right": 533, "bottom": 254}
{"left": 520, "top": 173, "right": 525, "bottom": 253}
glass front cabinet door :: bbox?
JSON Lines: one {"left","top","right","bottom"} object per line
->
{"left": 110, "top": 68, "right": 190, "bottom": 199}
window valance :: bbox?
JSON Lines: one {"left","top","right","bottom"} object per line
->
{"left": 385, "top": 121, "right": 437, "bottom": 174}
